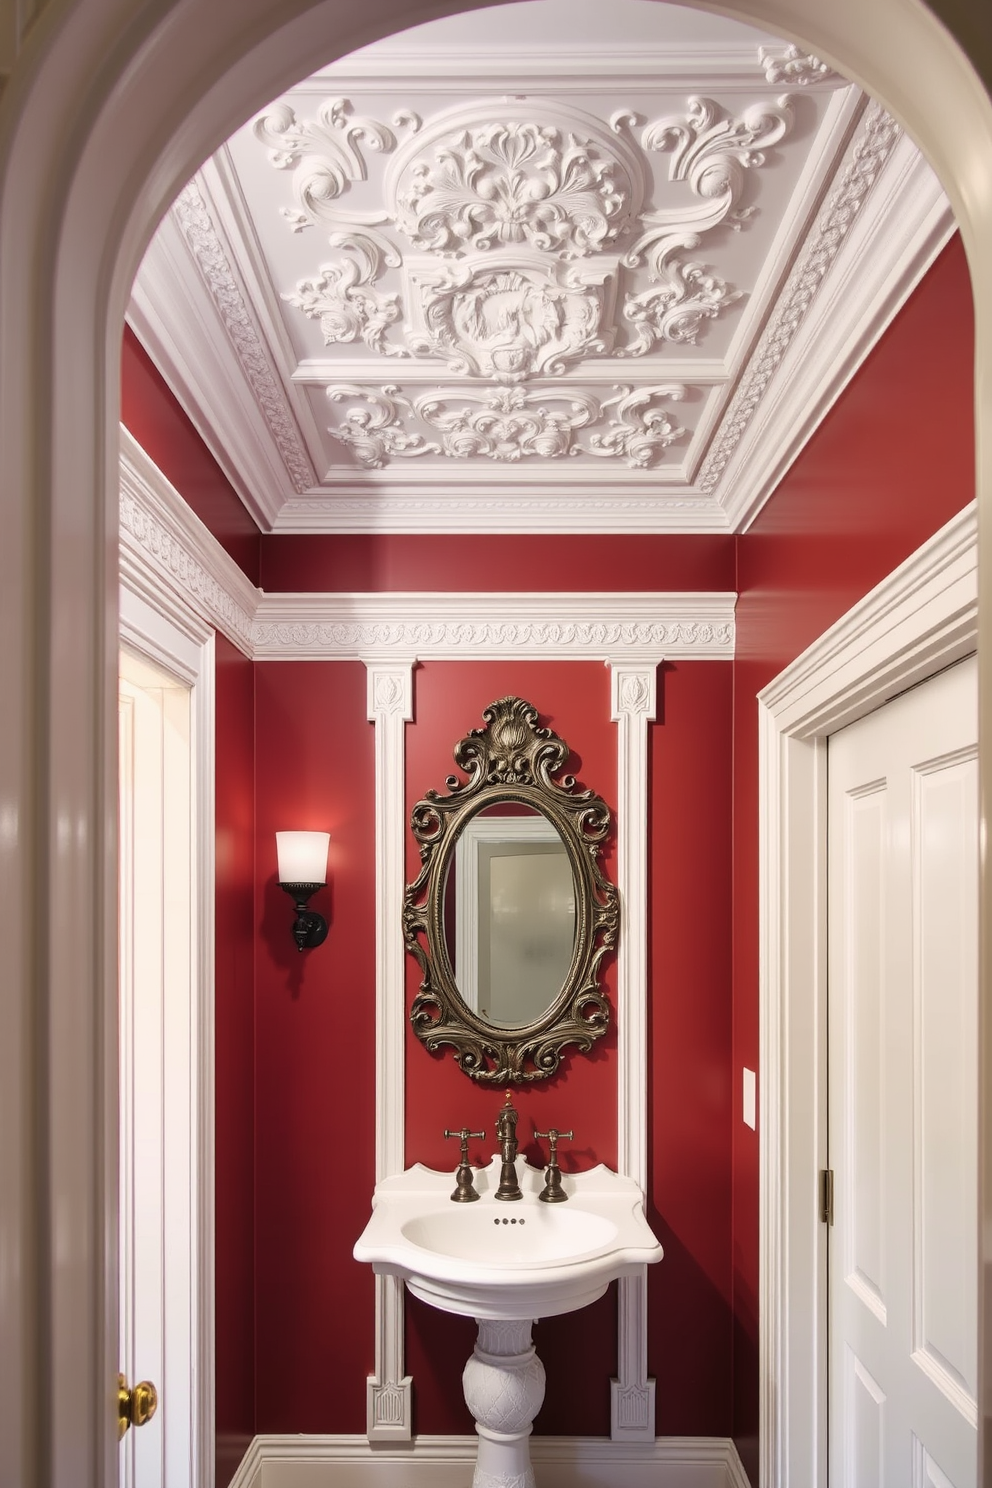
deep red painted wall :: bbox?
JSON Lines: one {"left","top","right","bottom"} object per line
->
{"left": 259, "top": 532, "right": 735, "bottom": 593}
{"left": 121, "top": 327, "right": 261, "bottom": 583}
{"left": 403, "top": 662, "right": 620, "bottom": 1436}
{"left": 252, "top": 661, "right": 378, "bottom": 1433}
{"left": 730, "top": 234, "right": 974, "bottom": 1482}
{"left": 649, "top": 661, "right": 734, "bottom": 1436}
{"left": 214, "top": 636, "right": 256, "bottom": 1485}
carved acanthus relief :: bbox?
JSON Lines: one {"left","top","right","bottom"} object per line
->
{"left": 254, "top": 91, "right": 794, "bottom": 370}
{"left": 245, "top": 89, "right": 799, "bottom": 473}
{"left": 326, "top": 383, "right": 686, "bottom": 469}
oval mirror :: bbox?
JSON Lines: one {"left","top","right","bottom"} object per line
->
{"left": 404, "top": 697, "right": 618, "bottom": 1083}
{"left": 442, "top": 802, "right": 577, "bottom": 1030}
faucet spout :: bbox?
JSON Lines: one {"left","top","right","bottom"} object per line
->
{"left": 494, "top": 1091, "right": 522, "bottom": 1202}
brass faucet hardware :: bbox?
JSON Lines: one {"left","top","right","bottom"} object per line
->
{"left": 117, "top": 1373, "right": 158, "bottom": 1439}
{"left": 495, "top": 1092, "right": 523, "bottom": 1201}
{"left": 535, "top": 1128, "right": 574, "bottom": 1203}
{"left": 444, "top": 1127, "right": 486, "bottom": 1202}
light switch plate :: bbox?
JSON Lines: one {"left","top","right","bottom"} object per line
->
{"left": 743, "top": 1068, "right": 756, "bottom": 1130}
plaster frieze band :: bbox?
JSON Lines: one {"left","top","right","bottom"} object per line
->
{"left": 609, "top": 663, "right": 659, "bottom": 1442}
{"left": 365, "top": 662, "right": 415, "bottom": 1441}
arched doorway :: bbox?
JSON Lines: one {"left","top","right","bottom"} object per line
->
{"left": 0, "top": 2, "right": 988, "bottom": 1484}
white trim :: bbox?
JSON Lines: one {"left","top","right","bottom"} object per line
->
{"left": 758, "top": 501, "right": 978, "bottom": 1488}
{"left": 609, "top": 662, "right": 660, "bottom": 1441}
{"left": 252, "top": 592, "right": 735, "bottom": 659}
{"left": 226, "top": 1432, "right": 749, "bottom": 1488}
{"left": 118, "top": 587, "right": 216, "bottom": 1488}
{"left": 120, "top": 428, "right": 257, "bottom": 657}
{"left": 365, "top": 663, "right": 415, "bottom": 1441}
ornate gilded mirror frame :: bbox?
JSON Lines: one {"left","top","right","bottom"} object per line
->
{"left": 403, "top": 696, "right": 619, "bottom": 1083}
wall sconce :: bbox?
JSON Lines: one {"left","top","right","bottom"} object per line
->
{"left": 276, "top": 831, "right": 330, "bottom": 952}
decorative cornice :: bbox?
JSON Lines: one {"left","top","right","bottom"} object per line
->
{"left": 119, "top": 431, "right": 737, "bottom": 659}
{"left": 251, "top": 595, "right": 735, "bottom": 660}
{"left": 758, "top": 44, "right": 841, "bottom": 87}
{"left": 171, "top": 183, "right": 317, "bottom": 495}
{"left": 119, "top": 429, "right": 258, "bottom": 656}
{"left": 697, "top": 100, "right": 899, "bottom": 495}
{"left": 710, "top": 117, "right": 954, "bottom": 529}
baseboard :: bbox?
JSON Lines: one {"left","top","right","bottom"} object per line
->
{"left": 227, "top": 1432, "right": 750, "bottom": 1488}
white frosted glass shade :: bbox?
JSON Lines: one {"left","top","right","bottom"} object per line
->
{"left": 276, "top": 830, "right": 330, "bottom": 885}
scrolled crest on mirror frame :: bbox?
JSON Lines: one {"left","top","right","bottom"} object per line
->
{"left": 403, "top": 696, "right": 619, "bottom": 1083}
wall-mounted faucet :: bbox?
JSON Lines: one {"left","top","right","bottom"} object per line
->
{"left": 495, "top": 1092, "right": 522, "bottom": 1201}
{"left": 535, "top": 1127, "right": 573, "bottom": 1203}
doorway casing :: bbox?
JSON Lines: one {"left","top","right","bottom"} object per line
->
{"left": 758, "top": 501, "right": 978, "bottom": 1486}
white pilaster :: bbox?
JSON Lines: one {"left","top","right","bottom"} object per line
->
{"left": 365, "top": 661, "right": 415, "bottom": 1440}
{"left": 609, "top": 662, "right": 660, "bottom": 1442}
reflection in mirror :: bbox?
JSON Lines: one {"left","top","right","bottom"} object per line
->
{"left": 404, "top": 696, "right": 618, "bottom": 1083}
{"left": 446, "top": 807, "right": 576, "bottom": 1028}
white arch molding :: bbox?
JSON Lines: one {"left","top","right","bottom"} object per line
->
{"left": 0, "top": 3, "right": 988, "bottom": 1487}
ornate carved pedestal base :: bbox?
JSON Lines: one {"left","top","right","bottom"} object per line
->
{"left": 461, "top": 1319, "right": 546, "bottom": 1488}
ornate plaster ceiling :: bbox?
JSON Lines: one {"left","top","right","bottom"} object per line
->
{"left": 129, "top": 0, "right": 952, "bottom": 534}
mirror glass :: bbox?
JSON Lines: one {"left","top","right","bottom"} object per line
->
{"left": 443, "top": 803, "right": 577, "bottom": 1028}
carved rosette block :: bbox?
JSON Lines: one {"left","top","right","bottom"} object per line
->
{"left": 404, "top": 696, "right": 618, "bottom": 1083}
{"left": 462, "top": 1320, "right": 546, "bottom": 1488}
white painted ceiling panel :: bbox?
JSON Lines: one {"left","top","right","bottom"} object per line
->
{"left": 128, "top": 0, "right": 953, "bottom": 534}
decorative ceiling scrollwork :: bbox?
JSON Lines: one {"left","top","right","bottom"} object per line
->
{"left": 133, "top": 10, "right": 946, "bottom": 531}
{"left": 256, "top": 92, "right": 793, "bottom": 381}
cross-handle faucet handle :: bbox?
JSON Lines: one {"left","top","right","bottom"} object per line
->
{"left": 535, "top": 1127, "right": 574, "bottom": 1203}
{"left": 534, "top": 1127, "right": 574, "bottom": 1162}
{"left": 444, "top": 1127, "right": 486, "bottom": 1203}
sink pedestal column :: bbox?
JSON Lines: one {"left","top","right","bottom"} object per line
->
{"left": 462, "top": 1319, "right": 546, "bottom": 1488}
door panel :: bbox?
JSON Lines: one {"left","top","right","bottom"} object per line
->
{"left": 828, "top": 656, "right": 977, "bottom": 1488}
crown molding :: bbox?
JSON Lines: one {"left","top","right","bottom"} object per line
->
{"left": 709, "top": 108, "right": 954, "bottom": 529}
{"left": 252, "top": 591, "right": 735, "bottom": 659}
{"left": 119, "top": 428, "right": 258, "bottom": 655}
{"left": 119, "top": 431, "right": 736, "bottom": 659}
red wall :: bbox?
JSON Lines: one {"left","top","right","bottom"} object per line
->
{"left": 121, "top": 327, "right": 261, "bottom": 584}
{"left": 252, "top": 661, "right": 378, "bottom": 1432}
{"left": 729, "top": 233, "right": 974, "bottom": 1482}
{"left": 214, "top": 635, "right": 257, "bottom": 1483}
{"left": 260, "top": 532, "right": 735, "bottom": 593}
{"left": 403, "top": 661, "right": 620, "bottom": 1436}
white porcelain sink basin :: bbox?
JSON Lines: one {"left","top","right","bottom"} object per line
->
{"left": 354, "top": 1154, "right": 662, "bottom": 1320}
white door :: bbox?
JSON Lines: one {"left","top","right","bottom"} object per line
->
{"left": 828, "top": 655, "right": 978, "bottom": 1487}
{"left": 118, "top": 648, "right": 196, "bottom": 1487}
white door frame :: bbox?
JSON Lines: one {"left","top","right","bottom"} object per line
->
{"left": 119, "top": 584, "right": 217, "bottom": 1487}
{"left": 757, "top": 502, "right": 978, "bottom": 1488}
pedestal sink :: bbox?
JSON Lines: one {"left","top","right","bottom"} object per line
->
{"left": 354, "top": 1155, "right": 662, "bottom": 1488}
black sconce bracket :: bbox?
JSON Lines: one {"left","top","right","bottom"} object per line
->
{"left": 280, "top": 882, "right": 328, "bottom": 952}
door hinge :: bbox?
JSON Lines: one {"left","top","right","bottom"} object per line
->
{"left": 820, "top": 1168, "right": 834, "bottom": 1226}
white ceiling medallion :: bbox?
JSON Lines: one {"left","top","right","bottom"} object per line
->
{"left": 128, "top": 4, "right": 952, "bottom": 534}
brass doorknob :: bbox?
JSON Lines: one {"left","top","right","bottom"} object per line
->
{"left": 118, "top": 1373, "right": 158, "bottom": 1439}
